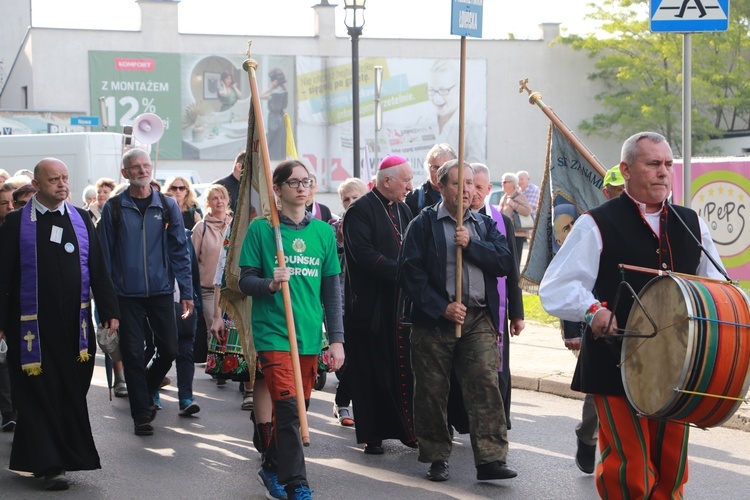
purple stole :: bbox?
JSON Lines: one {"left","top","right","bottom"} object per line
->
{"left": 485, "top": 200, "right": 508, "bottom": 334}
{"left": 485, "top": 200, "right": 508, "bottom": 374}
{"left": 19, "top": 201, "right": 91, "bottom": 375}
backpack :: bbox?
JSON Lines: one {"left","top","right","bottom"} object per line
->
{"left": 108, "top": 190, "right": 171, "bottom": 231}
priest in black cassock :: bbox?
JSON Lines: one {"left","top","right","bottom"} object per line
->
{"left": 342, "top": 155, "right": 417, "bottom": 454}
{"left": 0, "top": 158, "right": 120, "bottom": 491}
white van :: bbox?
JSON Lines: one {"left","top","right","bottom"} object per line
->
{"left": 154, "top": 169, "right": 202, "bottom": 187}
{"left": 0, "top": 132, "right": 123, "bottom": 205}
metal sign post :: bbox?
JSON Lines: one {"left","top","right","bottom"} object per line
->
{"left": 649, "top": 0, "right": 730, "bottom": 207}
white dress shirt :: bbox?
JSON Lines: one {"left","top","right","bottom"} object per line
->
{"left": 539, "top": 197, "right": 726, "bottom": 323}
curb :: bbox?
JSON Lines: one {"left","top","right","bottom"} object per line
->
{"left": 512, "top": 373, "right": 750, "bottom": 433}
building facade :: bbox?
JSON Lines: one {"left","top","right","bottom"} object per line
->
{"left": 0, "top": 0, "right": 621, "bottom": 191}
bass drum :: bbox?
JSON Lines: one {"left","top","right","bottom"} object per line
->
{"left": 621, "top": 274, "right": 750, "bottom": 428}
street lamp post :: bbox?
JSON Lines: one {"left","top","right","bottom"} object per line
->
{"left": 374, "top": 65, "right": 383, "bottom": 167}
{"left": 344, "top": 0, "right": 366, "bottom": 179}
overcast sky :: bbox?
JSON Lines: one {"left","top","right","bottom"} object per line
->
{"left": 30, "top": 0, "right": 598, "bottom": 40}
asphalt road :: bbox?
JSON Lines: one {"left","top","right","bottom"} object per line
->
{"left": 1, "top": 355, "right": 749, "bottom": 499}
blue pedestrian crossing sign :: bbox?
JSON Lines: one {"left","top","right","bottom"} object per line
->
{"left": 651, "top": 0, "right": 730, "bottom": 32}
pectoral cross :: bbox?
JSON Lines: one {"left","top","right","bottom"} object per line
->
{"left": 81, "top": 318, "right": 88, "bottom": 340}
{"left": 24, "top": 331, "right": 36, "bottom": 352}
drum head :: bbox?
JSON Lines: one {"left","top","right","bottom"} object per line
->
{"left": 621, "top": 276, "right": 694, "bottom": 416}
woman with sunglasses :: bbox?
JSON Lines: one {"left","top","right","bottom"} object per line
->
{"left": 165, "top": 176, "right": 202, "bottom": 230}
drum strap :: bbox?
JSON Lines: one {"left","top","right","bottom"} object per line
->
{"left": 658, "top": 209, "right": 672, "bottom": 270}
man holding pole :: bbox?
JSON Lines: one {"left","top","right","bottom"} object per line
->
{"left": 399, "top": 160, "right": 518, "bottom": 482}
{"left": 239, "top": 160, "right": 344, "bottom": 500}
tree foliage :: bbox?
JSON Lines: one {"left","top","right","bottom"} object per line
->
{"left": 565, "top": 0, "right": 750, "bottom": 155}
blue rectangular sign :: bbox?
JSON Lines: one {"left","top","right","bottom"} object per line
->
{"left": 650, "top": 0, "right": 730, "bottom": 33}
{"left": 451, "top": 0, "right": 483, "bottom": 38}
{"left": 70, "top": 116, "right": 100, "bottom": 126}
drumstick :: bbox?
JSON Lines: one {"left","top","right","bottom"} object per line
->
{"left": 618, "top": 264, "right": 731, "bottom": 284}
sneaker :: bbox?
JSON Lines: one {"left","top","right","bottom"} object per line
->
{"left": 179, "top": 398, "right": 200, "bottom": 416}
{"left": 241, "top": 393, "right": 254, "bottom": 411}
{"left": 114, "top": 382, "right": 128, "bottom": 398}
{"left": 257, "top": 468, "right": 288, "bottom": 500}
{"left": 288, "top": 484, "right": 313, "bottom": 500}
{"left": 152, "top": 391, "right": 163, "bottom": 410}
{"left": 333, "top": 406, "right": 354, "bottom": 427}
{"left": 1, "top": 414, "right": 16, "bottom": 432}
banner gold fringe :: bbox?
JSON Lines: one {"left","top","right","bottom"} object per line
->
{"left": 23, "top": 363, "right": 42, "bottom": 376}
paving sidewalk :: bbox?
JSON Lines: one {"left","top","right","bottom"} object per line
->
{"left": 510, "top": 321, "right": 750, "bottom": 432}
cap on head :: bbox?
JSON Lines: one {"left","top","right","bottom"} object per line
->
{"left": 603, "top": 165, "right": 625, "bottom": 187}
{"left": 378, "top": 155, "right": 408, "bottom": 171}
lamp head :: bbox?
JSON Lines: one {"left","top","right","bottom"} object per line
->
{"left": 344, "top": 0, "right": 366, "bottom": 30}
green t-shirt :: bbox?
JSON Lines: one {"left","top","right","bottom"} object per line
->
{"left": 239, "top": 217, "right": 341, "bottom": 355}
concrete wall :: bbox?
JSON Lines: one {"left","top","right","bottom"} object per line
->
{"left": 0, "top": 0, "right": 623, "bottom": 192}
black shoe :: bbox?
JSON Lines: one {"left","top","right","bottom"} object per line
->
{"left": 44, "top": 471, "right": 69, "bottom": 491}
{"left": 476, "top": 461, "right": 517, "bottom": 480}
{"left": 134, "top": 418, "right": 154, "bottom": 436}
{"left": 575, "top": 439, "right": 596, "bottom": 474}
{"left": 427, "top": 461, "right": 449, "bottom": 482}
{"left": 363, "top": 441, "right": 384, "bottom": 455}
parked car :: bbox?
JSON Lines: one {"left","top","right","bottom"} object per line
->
{"left": 489, "top": 187, "right": 504, "bottom": 206}
{"left": 192, "top": 182, "right": 211, "bottom": 210}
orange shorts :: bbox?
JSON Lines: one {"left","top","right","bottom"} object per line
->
{"left": 257, "top": 351, "right": 318, "bottom": 402}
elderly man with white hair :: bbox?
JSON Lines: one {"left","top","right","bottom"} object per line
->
{"left": 342, "top": 154, "right": 418, "bottom": 455}
{"left": 516, "top": 170, "right": 540, "bottom": 219}
{"left": 405, "top": 143, "right": 456, "bottom": 216}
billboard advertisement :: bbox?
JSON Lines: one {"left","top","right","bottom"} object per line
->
{"left": 296, "top": 56, "right": 487, "bottom": 190}
{"left": 673, "top": 158, "right": 750, "bottom": 285}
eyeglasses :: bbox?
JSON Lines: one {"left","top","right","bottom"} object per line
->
{"left": 169, "top": 185, "right": 187, "bottom": 192}
{"left": 14, "top": 200, "right": 27, "bottom": 208}
{"left": 427, "top": 84, "right": 457, "bottom": 97}
{"left": 125, "top": 163, "right": 151, "bottom": 171}
{"left": 282, "top": 178, "right": 314, "bottom": 189}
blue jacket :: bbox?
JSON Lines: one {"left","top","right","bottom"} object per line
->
{"left": 99, "top": 188, "right": 192, "bottom": 300}
{"left": 398, "top": 204, "right": 514, "bottom": 331}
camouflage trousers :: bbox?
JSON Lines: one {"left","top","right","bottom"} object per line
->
{"left": 411, "top": 307, "right": 509, "bottom": 466}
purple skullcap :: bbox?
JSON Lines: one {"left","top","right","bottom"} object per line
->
{"left": 378, "top": 155, "right": 408, "bottom": 171}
